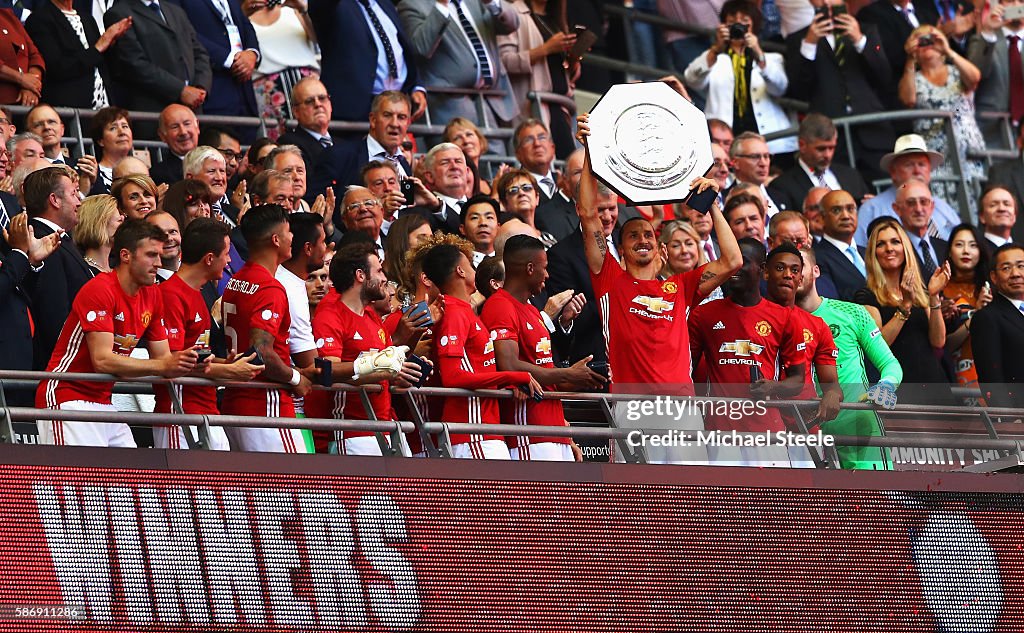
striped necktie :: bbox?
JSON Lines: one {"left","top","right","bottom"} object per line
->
{"left": 452, "top": 0, "right": 493, "bottom": 87}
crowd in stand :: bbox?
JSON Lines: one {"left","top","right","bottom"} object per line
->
{"left": 1, "top": 0, "right": 1024, "bottom": 467}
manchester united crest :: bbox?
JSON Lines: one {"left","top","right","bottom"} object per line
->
{"left": 661, "top": 281, "right": 678, "bottom": 294}
{"left": 755, "top": 320, "right": 772, "bottom": 336}
{"left": 803, "top": 328, "right": 813, "bottom": 343}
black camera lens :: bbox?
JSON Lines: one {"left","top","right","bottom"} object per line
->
{"left": 729, "top": 23, "right": 749, "bottom": 40}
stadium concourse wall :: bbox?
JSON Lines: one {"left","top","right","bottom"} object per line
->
{"left": 0, "top": 444, "right": 1021, "bottom": 632}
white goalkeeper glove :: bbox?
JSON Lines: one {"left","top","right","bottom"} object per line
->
{"left": 352, "top": 346, "right": 410, "bottom": 380}
{"left": 861, "top": 381, "right": 897, "bottom": 410}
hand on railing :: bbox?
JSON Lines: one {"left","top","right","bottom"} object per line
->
{"left": 862, "top": 381, "right": 898, "bottom": 410}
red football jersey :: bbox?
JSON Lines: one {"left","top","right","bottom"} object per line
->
{"left": 311, "top": 290, "right": 396, "bottom": 438}
{"left": 153, "top": 274, "right": 217, "bottom": 414}
{"left": 220, "top": 262, "right": 295, "bottom": 417}
{"left": 434, "top": 295, "right": 530, "bottom": 445}
{"left": 688, "top": 297, "right": 805, "bottom": 432}
{"left": 480, "top": 289, "right": 569, "bottom": 448}
{"left": 591, "top": 252, "right": 707, "bottom": 395}
{"left": 37, "top": 271, "right": 167, "bottom": 408}
{"left": 791, "top": 307, "right": 838, "bottom": 400}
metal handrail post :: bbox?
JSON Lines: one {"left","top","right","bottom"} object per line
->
{"left": 357, "top": 387, "right": 396, "bottom": 457}
{"left": 0, "top": 382, "right": 14, "bottom": 444}
{"left": 941, "top": 115, "right": 973, "bottom": 223}
{"left": 401, "top": 391, "right": 441, "bottom": 458}
{"left": 788, "top": 404, "right": 826, "bottom": 469}
{"left": 599, "top": 396, "right": 646, "bottom": 464}
{"left": 71, "top": 110, "right": 85, "bottom": 161}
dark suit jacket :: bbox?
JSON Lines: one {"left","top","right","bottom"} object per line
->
{"left": 766, "top": 162, "right": 871, "bottom": 212}
{"left": 150, "top": 155, "right": 184, "bottom": 186}
{"left": 535, "top": 191, "right": 578, "bottom": 244}
{"left": 23, "top": 218, "right": 94, "bottom": 370}
{"left": 972, "top": 293, "right": 1024, "bottom": 409}
{"left": 279, "top": 127, "right": 328, "bottom": 171}
{"left": 25, "top": 0, "right": 114, "bottom": 108}
{"left": 813, "top": 237, "right": 867, "bottom": 302}
{"left": 166, "top": 0, "right": 260, "bottom": 118}
{"left": 309, "top": 0, "right": 420, "bottom": 122}
{"left": 985, "top": 157, "right": 1024, "bottom": 245}
{"left": 911, "top": 234, "right": 948, "bottom": 274}
{"left": 400, "top": 202, "right": 462, "bottom": 235}
{"left": 104, "top": 0, "right": 212, "bottom": 112}
{"left": 785, "top": 25, "right": 894, "bottom": 152}
{"left": 545, "top": 229, "right": 607, "bottom": 365}
{"left": 310, "top": 135, "right": 412, "bottom": 222}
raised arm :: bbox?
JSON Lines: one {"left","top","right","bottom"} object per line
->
{"left": 689, "top": 177, "right": 743, "bottom": 296}
{"left": 575, "top": 113, "right": 608, "bottom": 276}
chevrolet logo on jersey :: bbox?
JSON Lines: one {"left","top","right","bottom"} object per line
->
{"left": 632, "top": 295, "right": 674, "bottom": 313}
{"left": 113, "top": 333, "right": 140, "bottom": 353}
{"left": 535, "top": 337, "right": 551, "bottom": 355}
{"left": 719, "top": 340, "right": 764, "bottom": 356}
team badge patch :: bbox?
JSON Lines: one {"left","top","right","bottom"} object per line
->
{"left": 830, "top": 324, "right": 841, "bottom": 338}
{"left": 803, "top": 328, "right": 813, "bottom": 343}
{"left": 661, "top": 281, "right": 678, "bottom": 294}
{"left": 755, "top": 320, "right": 772, "bottom": 336}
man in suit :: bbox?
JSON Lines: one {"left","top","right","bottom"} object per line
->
{"left": 515, "top": 119, "right": 558, "bottom": 201}
{"left": 278, "top": 77, "right": 335, "bottom": 172}
{"left": 21, "top": 167, "right": 92, "bottom": 370}
{"left": 340, "top": 187, "right": 387, "bottom": 259}
{"left": 767, "top": 113, "right": 870, "bottom": 211}
{"left": 855, "top": 134, "right": 962, "bottom": 246}
{"left": 400, "top": 143, "right": 467, "bottom": 235}
{"left": 985, "top": 127, "right": 1024, "bottom": 244}
{"left": 967, "top": 1, "right": 1024, "bottom": 145}
{"left": 893, "top": 180, "right": 948, "bottom": 278}
{"left": 25, "top": 105, "right": 97, "bottom": 197}
{"left": 729, "top": 132, "right": 784, "bottom": 217}
{"left": 536, "top": 147, "right": 582, "bottom": 244}
{"left": 0, "top": 212, "right": 61, "bottom": 404}
{"left": 150, "top": 105, "right": 202, "bottom": 186}
{"left": 104, "top": 0, "right": 212, "bottom": 113}
{"left": 310, "top": 0, "right": 426, "bottom": 122}
{"left": 979, "top": 185, "right": 1019, "bottom": 253}
{"left": 785, "top": 0, "right": 894, "bottom": 180}
{"left": 168, "top": 0, "right": 260, "bottom": 122}
{"left": 545, "top": 181, "right": 620, "bottom": 366}
{"left": 398, "top": 0, "right": 519, "bottom": 129}
{"left": 309, "top": 91, "right": 413, "bottom": 212}
{"left": 813, "top": 189, "right": 867, "bottom": 301}
{"left": 974, "top": 243, "right": 1024, "bottom": 410}
{"left": 184, "top": 146, "right": 240, "bottom": 226}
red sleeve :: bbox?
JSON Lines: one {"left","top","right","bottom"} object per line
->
{"left": 311, "top": 309, "right": 344, "bottom": 358}
{"left": 249, "top": 286, "right": 288, "bottom": 334}
{"left": 480, "top": 295, "right": 518, "bottom": 343}
{"left": 813, "top": 316, "right": 838, "bottom": 368}
{"left": 74, "top": 283, "right": 117, "bottom": 334}
{"left": 436, "top": 305, "right": 469, "bottom": 358}
{"left": 144, "top": 290, "right": 168, "bottom": 342}
{"left": 438, "top": 356, "right": 531, "bottom": 389}
{"left": 159, "top": 286, "right": 186, "bottom": 351}
{"left": 780, "top": 308, "right": 806, "bottom": 370}
{"left": 382, "top": 311, "right": 401, "bottom": 338}
{"left": 589, "top": 250, "right": 623, "bottom": 304}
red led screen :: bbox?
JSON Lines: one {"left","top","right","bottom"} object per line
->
{"left": 0, "top": 457, "right": 1021, "bottom": 632}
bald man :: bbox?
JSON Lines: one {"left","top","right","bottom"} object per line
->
{"left": 812, "top": 189, "right": 867, "bottom": 301}
{"left": 893, "top": 180, "right": 947, "bottom": 279}
{"left": 151, "top": 105, "right": 201, "bottom": 186}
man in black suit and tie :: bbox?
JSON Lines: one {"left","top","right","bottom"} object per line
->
{"left": 309, "top": 91, "right": 413, "bottom": 213}
{"left": 972, "top": 243, "right": 1024, "bottom": 409}
{"left": 767, "top": 113, "right": 870, "bottom": 211}
{"left": 277, "top": 77, "right": 335, "bottom": 172}
{"left": 0, "top": 212, "right": 61, "bottom": 404}
{"left": 893, "top": 180, "right": 948, "bottom": 277}
{"left": 535, "top": 148, "right": 582, "bottom": 244}
{"left": 545, "top": 182, "right": 621, "bottom": 366}
{"left": 400, "top": 142, "right": 468, "bottom": 234}
{"left": 978, "top": 185, "right": 1018, "bottom": 254}
{"left": 150, "top": 105, "right": 202, "bottom": 186}
{"left": 813, "top": 189, "right": 868, "bottom": 300}
{"left": 785, "top": 1, "right": 894, "bottom": 180}
{"left": 515, "top": 119, "right": 558, "bottom": 202}
{"left": 104, "top": 0, "right": 212, "bottom": 114}
{"left": 25, "top": 105, "right": 98, "bottom": 194}
{"left": 310, "top": 0, "right": 426, "bottom": 123}
{"left": 21, "top": 167, "right": 92, "bottom": 370}
{"left": 985, "top": 127, "right": 1024, "bottom": 245}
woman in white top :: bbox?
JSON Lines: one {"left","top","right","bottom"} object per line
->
{"left": 243, "top": 0, "right": 320, "bottom": 139}
{"left": 684, "top": 0, "right": 796, "bottom": 155}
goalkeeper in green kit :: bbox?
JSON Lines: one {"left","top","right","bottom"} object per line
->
{"left": 796, "top": 247, "right": 903, "bottom": 469}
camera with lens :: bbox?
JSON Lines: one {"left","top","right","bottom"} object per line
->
{"left": 728, "top": 22, "right": 749, "bottom": 40}
{"left": 917, "top": 35, "right": 935, "bottom": 47}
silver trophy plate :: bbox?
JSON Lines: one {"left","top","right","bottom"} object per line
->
{"left": 588, "top": 82, "right": 713, "bottom": 205}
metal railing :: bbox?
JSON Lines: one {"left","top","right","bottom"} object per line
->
{"left": 3, "top": 370, "right": 1024, "bottom": 471}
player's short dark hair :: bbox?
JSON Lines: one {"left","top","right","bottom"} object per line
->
{"left": 330, "top": 243, "right": 375, "bottom": 292}
{"left": 241, "top": 204, "right": 289, "bottom": 246}
{"left": 23, "top": 166, "right": 70, "bottom": 217}
{"left": 766, "top": 241, "right": 802, "bottom": 265}
{"left": 616, "top": 216, "right": 652, "bottom": 246}
{"left": 737, "top": 237, "right": 767, "bottom": 264}
{"left": 476, "top": 256, "right": 504, "bottom": 299}
{"left": 113, "top": 218, "right": 165, "bottom": 255}
{"left": 181, "top": 217, "right": 230, "bottom": 265}
{"left": 287, "top": 212, "right": 324, "bottom": 260}
{"left": 460, "top": 195, "right": 500, "bottom": 224}
{"left": 502, "top": 234, "right": 545, "bottom": 268}
{"left": 422, "top": 243, "right": 466, "bottom": 288}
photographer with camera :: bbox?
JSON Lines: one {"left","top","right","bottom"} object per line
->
{"left": 684, "top": 0, "right": 796, "bottom": 155}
